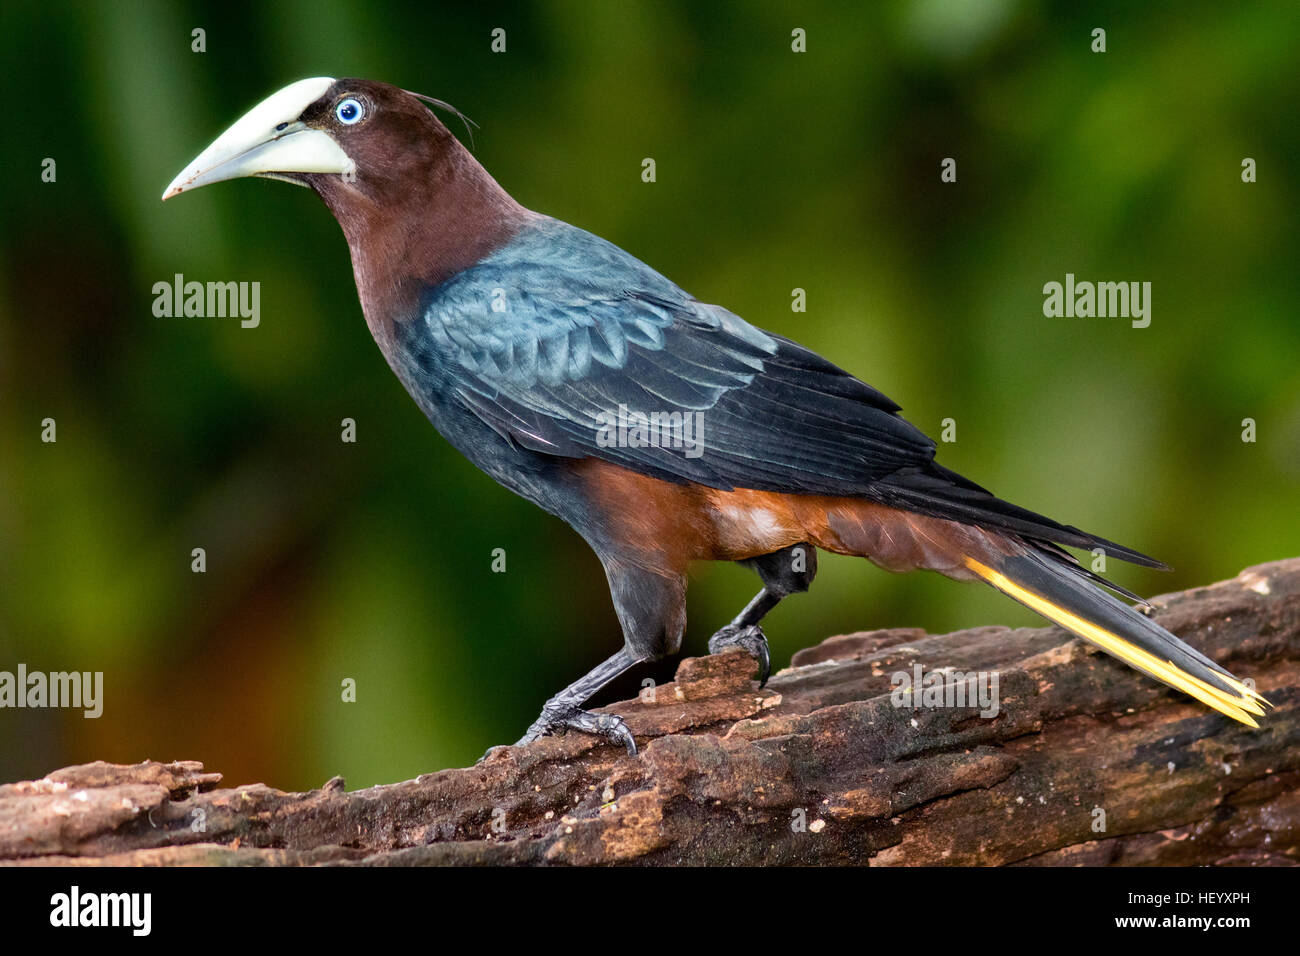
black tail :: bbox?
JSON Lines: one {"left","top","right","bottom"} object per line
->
{"left": 877, "top": 464, "right": 1170, "bottom": 570}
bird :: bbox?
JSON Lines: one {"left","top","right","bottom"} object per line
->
{"left": 163, "top": 77, "right": 1268, "bottom": 755}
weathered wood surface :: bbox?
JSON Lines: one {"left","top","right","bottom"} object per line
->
{"left": 2, "top": 559, "right": 1297, "bottom": 866}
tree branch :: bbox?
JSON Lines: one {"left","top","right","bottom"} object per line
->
{"left": 3, "top": 559, "right": 1297, "bottom": 866}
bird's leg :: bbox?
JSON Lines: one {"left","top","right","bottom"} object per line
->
{"left": 709, "top": 542, "right": 818, "bottom": 686}
{"left": 495, "top": 561, "right": 688, "bottom": 759}
{"left": 511, "top": 647, "right": 642, "bottom": 755}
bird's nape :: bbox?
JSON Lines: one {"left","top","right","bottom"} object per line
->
{"left": 403, "top": 89, "right": 479, "bottom": 146}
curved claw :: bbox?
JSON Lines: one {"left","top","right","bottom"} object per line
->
{"left": 589, "top": 713, "right": 638, "bottom": 756}
{"left": 708, "top": 623, "right": 771, "bottom": 686}
{"left": 510, "top": 702, "right": 638, "bottom": 756}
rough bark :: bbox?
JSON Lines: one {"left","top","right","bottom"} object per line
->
{"left": 3, "top": 559, "right": 1297, "bottom": 866}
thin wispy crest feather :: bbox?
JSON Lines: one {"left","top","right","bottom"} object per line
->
{"left": 405, "top": 89, "right": 478, "bottom": 148}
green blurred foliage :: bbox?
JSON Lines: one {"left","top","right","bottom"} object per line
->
{"left": 0, "top": 0, "right": 1296, "bottom": 789}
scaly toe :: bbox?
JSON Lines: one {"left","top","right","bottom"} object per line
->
{"left": 510, "top": 702, "right": 637, "bottom": 756}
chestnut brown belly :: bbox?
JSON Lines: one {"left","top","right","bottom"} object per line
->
{"left": 574, "top": 458, "right": 1010, "bottom": 579}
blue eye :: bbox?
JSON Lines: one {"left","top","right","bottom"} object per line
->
{"left": 336, "top": 98, "right": 364, "bottom": 125}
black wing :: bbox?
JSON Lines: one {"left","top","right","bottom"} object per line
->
{"left": 413, "top": 218, "right": 1163, "bottom": 567}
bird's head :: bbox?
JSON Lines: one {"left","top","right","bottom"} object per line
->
{"left": 163, "top": 77, "right": 468, "bottom": 212}
{"left": 163, "top": 76, "right": 528, "bottom": 329}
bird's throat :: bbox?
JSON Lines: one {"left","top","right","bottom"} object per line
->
{"left": 314, "top": 138, "right": 532, "bottom": 354}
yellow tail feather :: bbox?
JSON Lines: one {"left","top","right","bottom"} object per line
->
{"left": 964, "top": 557, "right": 1267, "bottom": 726}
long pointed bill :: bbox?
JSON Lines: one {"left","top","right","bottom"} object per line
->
{"left": 163, "top": 77, "right": 353, "bottom": 200}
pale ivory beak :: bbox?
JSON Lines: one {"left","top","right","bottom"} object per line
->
{"left": 162, "top": 77, "right": 354, "bottom": 200}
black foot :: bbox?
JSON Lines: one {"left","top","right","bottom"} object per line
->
{"left": 708, "top": 623, "right": 771, "bottom": 686}
{"left": 513, "top": 701, "right": 637, "bottom": 756}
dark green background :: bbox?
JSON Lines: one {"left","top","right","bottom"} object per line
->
{"left": 1, "top": 1, "right": 1296, "bottom": 790}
